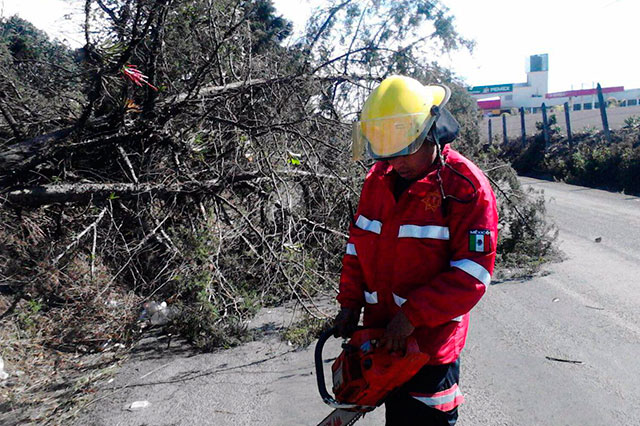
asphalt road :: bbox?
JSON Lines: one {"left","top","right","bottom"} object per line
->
{"left": 459, "top": 177, "right": 640, "bottom": 425}
{"left": 75, "top": 177, "right": 640, "bottom": 426}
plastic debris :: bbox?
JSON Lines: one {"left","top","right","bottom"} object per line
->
{"left": 128, "top": 400, "right": 151, "bottom": 411}
{"left": 552, "top": 298, "right": 560, "bottom": 303}
{"left": 101, "top": 339, "right": 113, "bottom": 352}
{"left": 0, "top": 356, "right": 8, "bottom": 380}
{"left": 139, "top": 301, "right": 178, "bottom": 326}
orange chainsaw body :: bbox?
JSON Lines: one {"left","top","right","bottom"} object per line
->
{"left": 330, "top": 328, "right": 430, "bottom": 408}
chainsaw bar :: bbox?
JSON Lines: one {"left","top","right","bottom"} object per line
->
{"left": 317, "top": 409, "right": 363, "bottom": 426}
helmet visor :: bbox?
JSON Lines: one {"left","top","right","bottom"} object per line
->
{"left": 352, "top": 113, "right": 437, "bottom": 160}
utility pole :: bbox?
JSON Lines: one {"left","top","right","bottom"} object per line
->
{"left": 541, "top": 103, "right": 550, "bottom": 148}
{"left": 564, "top": 102, "right": 573, "bottom": 151}
{"left": 597, "top": 83, "right": 612, "bottom": 143}
{"left": 520, "top": 107, "right": 526, "bottom": 144}
{"left": 502, "top": 114, "right": 508, "bottom": 145}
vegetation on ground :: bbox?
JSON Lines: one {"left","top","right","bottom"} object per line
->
{"left": 499, "top": 114, "right": 640, "bottom": 195}
{"left": 282, "top": 315, "right": 331, "bottom": 348}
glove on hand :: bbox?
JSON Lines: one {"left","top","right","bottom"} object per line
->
{"left": 333, "top": 307, "right": 360, "bottom": 338}
{"left": 380, "top": 310, "right": 415, "bottom": 354}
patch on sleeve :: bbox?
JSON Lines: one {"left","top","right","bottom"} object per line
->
{"left": 468, "top": 230, "right": 491, "bottom": 253}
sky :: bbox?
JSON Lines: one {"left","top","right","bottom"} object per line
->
{"left": 2, "top": 0, "right": 639, "bottom": 93}
{"left": 273, "top": 0, "right": 640, "bottom": 93}
{"left": 0, "top": 0, "right": 83, "bottom": 46}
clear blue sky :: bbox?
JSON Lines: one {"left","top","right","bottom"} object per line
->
{"left": 3, "top": 0, "right": 639, "bottom": 92}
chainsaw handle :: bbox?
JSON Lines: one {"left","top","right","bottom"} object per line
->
{"left": 314, "top": 326, "right": 361, "bottom": 410}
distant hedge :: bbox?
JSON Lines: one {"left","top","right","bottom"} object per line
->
{"left": 499, "top": 120, "right": 640, "bottom": 195}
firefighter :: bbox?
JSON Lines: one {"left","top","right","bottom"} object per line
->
{"left": 334, "top": 75, "right": 498, "bottom": 426}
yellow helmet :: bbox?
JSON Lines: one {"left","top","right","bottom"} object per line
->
{"left": 352, "top": 75, "right": 452, "bottom": 160}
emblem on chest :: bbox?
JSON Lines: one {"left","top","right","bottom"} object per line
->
{"left": 421, "top": 191, "right": 441, "bottom": 212}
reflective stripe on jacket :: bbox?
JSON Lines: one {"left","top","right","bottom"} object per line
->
{"left": 337, "top": 146, "right": 498, "bottom": 364}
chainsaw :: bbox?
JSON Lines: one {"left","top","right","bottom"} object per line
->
{"left": 314, "top": 327, "right": 430, "bottom": 426}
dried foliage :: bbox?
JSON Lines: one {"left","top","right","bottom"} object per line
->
{"left": 0, "top": 0, "right": 477, "bottom": 348}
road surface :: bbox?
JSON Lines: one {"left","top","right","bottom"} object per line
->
{"left": 76, "top": 177, "right": 640, "bottom": 425}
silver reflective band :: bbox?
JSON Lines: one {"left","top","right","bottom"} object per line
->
{"left": 411, "top": 385, "right": 463, "bottom": 407}
{"left": 452, "top": 315, "right": 463, "bottom": 322}
{"left": 393, "top": 293, "right": 407, "bottom": 307}
{"left": 364, "top": 291, "right": 378, "bottom": 304}
{"left": 398, "top": 225, "right": 450, "bottom": 240}
{"left": 450, "top": 259, "right": 491, "bottom": 286}
{"left": 355, "top": 215, "right": 382, "bottom": 234}
{"left": 346, "top": 243, "right": 357, "bottom": 256}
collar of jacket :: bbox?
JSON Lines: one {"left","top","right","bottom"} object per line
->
{"left": 375, "top": 145, "right": 451, "bottom": 197}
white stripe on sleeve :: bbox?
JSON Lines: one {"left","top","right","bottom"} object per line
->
{"left": 355, "top": 215, "right": 382, "bottom": 234}
{"left": 450, "top": 259, "right": 491, "bottom": 286}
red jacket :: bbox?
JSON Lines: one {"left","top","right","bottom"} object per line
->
{"left": 337, "top": 145, "right": 498, "bottom": 364}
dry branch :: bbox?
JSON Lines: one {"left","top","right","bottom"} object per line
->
{"left": 53, "top": 207, "right": 108, "bottom": 264}
{"left": 4, "top": 179, "right": 222, "bottom": 206}
{"left": 0, "top": 73, "right": 364, "bottom": 178}
{"left": 116, "top": 144, "right": 139, "bottom": 184}
{"left": 0, "top": 97, "right": 25, "bottom": 140}
{"left": 0, "top": 127, "right": 74, "bottom": 171}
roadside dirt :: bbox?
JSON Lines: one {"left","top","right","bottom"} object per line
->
{"left": 73, "top": 297, "right": 378, "bottom": 426}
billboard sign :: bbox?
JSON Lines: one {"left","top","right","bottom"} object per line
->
{"left": 467, "top": 83, "right": 513, "bottom": 95}
{"left": 545, "top": 86, "right": 624, "bottom": 99}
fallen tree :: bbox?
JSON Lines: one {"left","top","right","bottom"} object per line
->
{"left": 0, "top": 0, "right": 559, "bottom": 349}
{"left": 0, "top": 2, "right": 557, "bottom": 423}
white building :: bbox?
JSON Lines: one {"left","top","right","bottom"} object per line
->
{"left": 468, "top": 54, "right": 640, "bottom": 114}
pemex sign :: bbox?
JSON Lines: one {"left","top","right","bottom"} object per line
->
{"left": 467, "top": 83, "right": 513, "bottom": 95}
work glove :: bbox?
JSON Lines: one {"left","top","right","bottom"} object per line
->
{"left": 333, "top": 307, "right": 360, "bottom": 338}
{"left": 379, "top": 310, "right": 415, "bottom": 354}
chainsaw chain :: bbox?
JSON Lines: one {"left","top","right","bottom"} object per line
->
{"left": 345, "top": 412, "right": 364, "bottom": 426}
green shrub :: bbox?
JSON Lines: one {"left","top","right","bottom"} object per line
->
{"left": 623, "top": 115, "right": 640, "bottom": 129}
{"left": 501, "top": 126, "right": 640, "bottom": 195}
{"left": 487, "top": 168, "right": 559, "bottom": 277}
{"left": 282, "top": 315, "right": 331, "bottom": 348}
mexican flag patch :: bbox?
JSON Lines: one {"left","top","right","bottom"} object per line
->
{"left": 469, "top": 230, "right": 491, "bottom": 253}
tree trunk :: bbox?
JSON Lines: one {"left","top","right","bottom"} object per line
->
{"left": 4, "top": 179, "right": 222, "bottom": 206}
